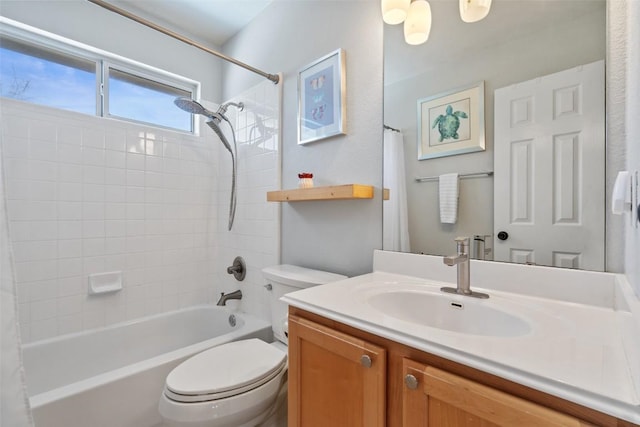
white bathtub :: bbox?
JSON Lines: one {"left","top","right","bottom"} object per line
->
{"left": 22, "top": 305, "right": 272, "bottom": 427}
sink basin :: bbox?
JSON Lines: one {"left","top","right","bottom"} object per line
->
{"left": 367, "top": 290, "right": 531, "bottom": 337}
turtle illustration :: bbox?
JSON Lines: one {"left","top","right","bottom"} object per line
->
{"left": 432, "top": 105, "right": 468, "bottom": 142}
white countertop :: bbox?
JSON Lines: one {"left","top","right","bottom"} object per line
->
{"left": 282, "top": 251, "right": 640, "bottom": 424}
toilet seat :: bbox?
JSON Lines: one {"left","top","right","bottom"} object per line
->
{"left": 159, "top": 265, "right": 343, "bottom": 427}
{"left": 164, "top": 339, "right": 287, "bottom": 403}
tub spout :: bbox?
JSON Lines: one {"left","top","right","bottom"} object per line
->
{"left": 216, "top": 290, "right": 242, "bottom": 306}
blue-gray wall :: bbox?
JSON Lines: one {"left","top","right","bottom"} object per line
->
{"left": 223, "top": 1, "right": 384, "bottom": 277}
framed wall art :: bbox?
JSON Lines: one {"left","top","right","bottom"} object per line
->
{"left": 417, "top": 81, "right": 485, "bottom": 160}
{"left": 298, "top": 48, "right": 346, "bottom": 145}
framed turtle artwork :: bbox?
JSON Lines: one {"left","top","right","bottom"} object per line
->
{"left": 417, "top": 81, "right": 485, "bottom": 160}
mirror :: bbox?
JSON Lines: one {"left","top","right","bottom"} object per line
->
{"left": 383, "top": 0, "right": 606, "bottom": 271}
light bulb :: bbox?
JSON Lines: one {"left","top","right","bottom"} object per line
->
{"left": 381, "top": 0, "right": 411, "bottom": 25}
{"left": 404, "top": 0, "right": 432, "bottom": 45}
{"left": 459, "top": 0, "right": 492, "bottom": 23}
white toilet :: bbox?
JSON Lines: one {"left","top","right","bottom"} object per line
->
{"left": 158, "top": 264, "right": 347, "bottom": 427}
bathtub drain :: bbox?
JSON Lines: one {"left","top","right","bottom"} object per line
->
{"left": 228, "top": 314, "right": 237, "bottom": 327}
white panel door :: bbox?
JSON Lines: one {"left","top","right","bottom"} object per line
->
{"left": 494, "top": 61, "right": 605, "bottom": 270}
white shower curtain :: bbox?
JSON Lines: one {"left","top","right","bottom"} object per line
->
{"left": 0, "top": 132, "right": 33, "bottom": 426}
{"left": 383, "top": 129, "right": 410, "bottom": 252}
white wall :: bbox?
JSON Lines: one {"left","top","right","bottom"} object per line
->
{"left": 607, "top": 0, "right": 639, "bottom": 296}
{"left": 384, "top": 6, "right": 605, "bottom": 258}
{"left": 623, "top": 0, "right": 640, "bottom": 295}
{"left": 607, "top": 0, "right": 629, "bottom": 276}
{"left": 223, "top": 1, "right": 384, "bottom": 277}
{"left": 1, "top": 99, "right": 218, "bottom": 342}
{"left": 0, "top": 0, "right": 223, "bottom": 102}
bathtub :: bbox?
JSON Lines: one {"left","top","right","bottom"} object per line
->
{"left": 22, "top": 305, "right": 272, "bottom": 427}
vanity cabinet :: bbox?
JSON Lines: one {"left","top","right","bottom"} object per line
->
{"left": 289, "top": 308, "right": 638, "bottom": 427}
{"left": 288, "top": 314, "right": 386, "bottom": 427}
{"left": 402, "top": 358, "right": 594, "bottom": 426}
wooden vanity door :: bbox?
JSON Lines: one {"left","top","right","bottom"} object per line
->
{"left": 402, "top": 358, "right": 594, "bottom": 427}
{"left": 288, "top": 314, "right": 386, "bottom": 427}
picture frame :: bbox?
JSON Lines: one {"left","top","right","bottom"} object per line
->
{"left": 417, "top": 81, "right": 485, "bottom": 160}
{"left": 298, "top": 48, "right": 346, "bottom": 145}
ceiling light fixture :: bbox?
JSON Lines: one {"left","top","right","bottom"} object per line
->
{"left": 404, "top": 0, "right": 432, "bottom": 46}
{"left": 381, "top": 0, "right": 411, "bottom": 25}
{"left": 383, "top": 0, "right": 491, "bottom": 46}
{"left": 459, "top": 0, "right": 492, "bottom": 23}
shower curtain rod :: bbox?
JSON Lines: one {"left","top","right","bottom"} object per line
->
{"left": 87, "top": 0, "right": 280, "bottom": 84}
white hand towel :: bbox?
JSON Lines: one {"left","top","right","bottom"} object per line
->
{"left": 439, "top": 173, "right": 459, "bottom": 224}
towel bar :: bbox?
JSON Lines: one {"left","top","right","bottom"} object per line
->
{"left": 415, "top": 171, "right": 493, "bottom": 183}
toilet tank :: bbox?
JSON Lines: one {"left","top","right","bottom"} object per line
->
{"left": 262, "top": 264, "right": 347, "bottom": 344}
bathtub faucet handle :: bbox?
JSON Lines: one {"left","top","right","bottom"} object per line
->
{"left": 226, "top": 256, "right": 246, "bottom": 281}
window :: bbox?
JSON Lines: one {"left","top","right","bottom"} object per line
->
{"left": 106, "top": 67, "right": 192, "bottom": 132}
{"left": 0, "top": 19, "right": 199, "bottom": 133}
{"left": 0, "top": 38, "right": 97, "bottom": 115}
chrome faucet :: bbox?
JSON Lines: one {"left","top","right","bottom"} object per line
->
{"left": 216, "top": 290, "right": 242, "bottom": 306}
{"left": 441, "top": 237, "right": 489, "bottom": 299}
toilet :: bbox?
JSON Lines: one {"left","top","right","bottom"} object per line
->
{"left": 158, "top": 264, "right": 347, "bottom": 427}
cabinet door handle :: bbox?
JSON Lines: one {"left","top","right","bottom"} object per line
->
{"left": 405, "top": 374, "right": 419, "bottom": 390}
{"left": 360, "top": 354, "right": 372, "bottom": 368}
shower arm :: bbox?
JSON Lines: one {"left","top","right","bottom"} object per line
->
{"left": 220, "top": 102, "right": 244, "bottom": 112}
{"left": 87, "top": 0, "right": 279, "bottom": 84}
{"left": 215, "top": 102, "right": 244, "bottom": 122}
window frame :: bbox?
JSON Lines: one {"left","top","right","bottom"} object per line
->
{"left": 0, "top": 16, "right": 201, "bottom": 134}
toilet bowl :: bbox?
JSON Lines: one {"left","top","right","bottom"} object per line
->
{"left": 159, "top": 265, "right": 347, "bottom": 427}
{"left": 159, "top": 339, "right": 287, "bottom": 427}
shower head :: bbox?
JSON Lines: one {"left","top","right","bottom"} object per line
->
{"left": 174, "top": 97, "right": 243, "bottom": 232}
{"left": 174, "top": 97, "right": 215, "bottom": 118}
{"left": 175, "top": 98, "right": 244, "bottom": 119}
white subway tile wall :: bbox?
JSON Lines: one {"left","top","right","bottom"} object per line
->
{"left": 213, "top": 79, "right": 281, "bottom": 321}
{"left": 1, "top": 80, "right": 280, "bottom": 342}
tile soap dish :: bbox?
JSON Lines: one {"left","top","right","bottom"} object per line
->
{"left": 88, "top": 271, "right": 123, "bottom": 295}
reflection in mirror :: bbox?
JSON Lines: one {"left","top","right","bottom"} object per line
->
{"left": 383, "top": 0, "right": 606, "bottom": 271}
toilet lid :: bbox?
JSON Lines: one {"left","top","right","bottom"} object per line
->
{"left": 165, "top": 339, "right": 287, "bottom": 399}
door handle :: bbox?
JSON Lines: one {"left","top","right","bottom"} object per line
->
{"left": 360, "top": 355, "right": 372, "bottom": 368}
{"left": 497, "top": 231, "right": 509, "bottom": 241}
{"left": 405, "top": 374, "right": 418, "bottom": 390}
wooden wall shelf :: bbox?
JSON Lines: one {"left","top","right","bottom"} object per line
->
{"left": 267, "top": 184, "right": 374, "bottom": 202}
